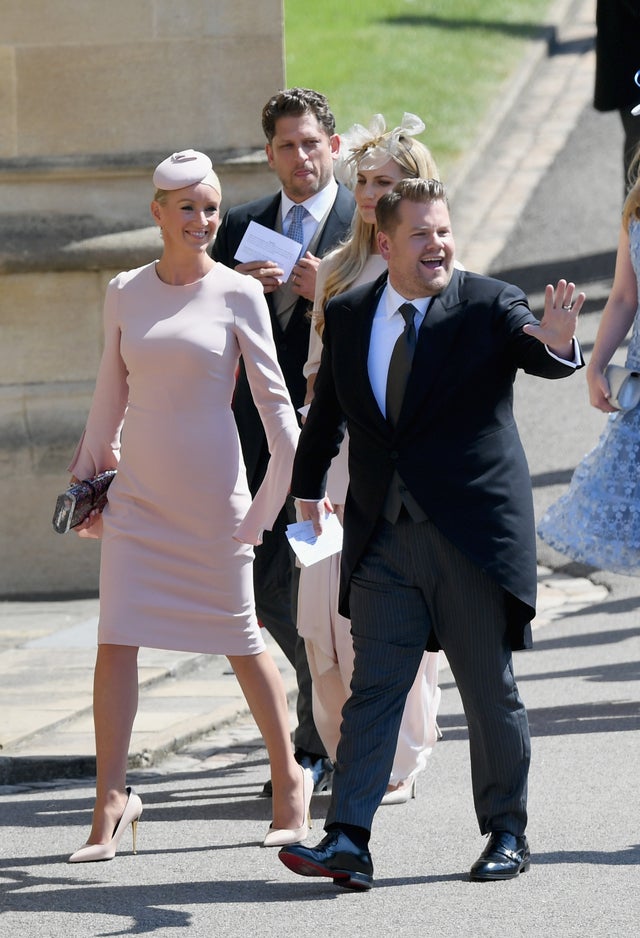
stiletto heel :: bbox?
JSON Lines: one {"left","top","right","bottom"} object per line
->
{"left": 262, "top": 766, "right": 313, "bottom": 847}
{"left": 68, "top": 786, "right": 143, "bottom": 863}
{"left": 380, "top": 775, "right": 417, "bottom": 806}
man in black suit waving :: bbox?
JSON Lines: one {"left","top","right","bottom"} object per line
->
{"left": 278, "top": 178, "right": 584, "bottom": 888}
{"left": 213, "top": 88, "right": 355, "bottom": 791}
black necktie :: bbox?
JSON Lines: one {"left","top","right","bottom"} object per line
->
{"left": 385, "top": 303, "right": 418, "bottom": 426}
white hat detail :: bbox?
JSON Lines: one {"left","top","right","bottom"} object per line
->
{"left": 152, "top": 149, "right": 221, "bottom": 192}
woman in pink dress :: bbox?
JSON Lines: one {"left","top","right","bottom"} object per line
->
{"left": 67, "top": 150, "right": 312, "bottom": 862}
{"left": 298, "top": 116, "right": 442, "bottom": 806}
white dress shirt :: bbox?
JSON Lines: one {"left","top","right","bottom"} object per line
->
{"left": 281, "top": 178, "right": 339, "bottom": 255}
{"left": 368, "top": 284, "right": 431, "bottom": 419}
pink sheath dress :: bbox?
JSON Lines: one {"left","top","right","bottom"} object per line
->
{"left": 69, "top": 261, "right": 299, "bottom": 655}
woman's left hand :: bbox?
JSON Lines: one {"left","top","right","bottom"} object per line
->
{"left": 74, "top": 509, "right": 104, "bottom": 539}
{"left": 587, "top": 363, "right": 618, "bottom": 413}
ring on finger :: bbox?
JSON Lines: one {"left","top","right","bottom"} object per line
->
{"left": 562, "top": 304, "right": 572, "bottom": 310}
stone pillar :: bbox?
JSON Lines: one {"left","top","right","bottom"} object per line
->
{"left": 0, "top": 0, "right": 284, "bottom": 595}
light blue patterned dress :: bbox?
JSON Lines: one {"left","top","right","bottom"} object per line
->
{"left": 538, "top": 217, "right": 640, "bottom": 574}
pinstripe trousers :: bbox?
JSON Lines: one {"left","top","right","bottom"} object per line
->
{"left": 326, "top": 514, "right": 530, "bottom": 837}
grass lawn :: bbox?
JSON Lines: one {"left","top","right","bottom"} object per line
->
{"left": 285, "top": 0, "right": 555, "bottom": 175}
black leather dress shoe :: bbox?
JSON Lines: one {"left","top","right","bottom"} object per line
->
{"left": 279, "top": 831, "right": 374, "bottom": 890}
{"left": 469, "top": 831, "right": 530, "bottom": 881}
{"left": 260, "top": 755, "right": 334, "bottom": 798}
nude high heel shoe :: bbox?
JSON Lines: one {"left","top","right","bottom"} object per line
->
{"left": 380, "top": 775, "right": 417, "bottom": 806}
{"left": 262, "top": 766, "right": 313, "bottom": 847}
{"left": 68, "top": 787, "right": 143, "bottom": 863}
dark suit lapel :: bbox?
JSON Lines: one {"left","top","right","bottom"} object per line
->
{"left": 249, "top": 193, "right": 281, "bottom": 231}
{"left": 315, "top": 184, "right": 355, "bottom": 257}
{"left": 399, "top": 270, "right": 468, "bottom": 426}
{"left": 249, "top": 195, "right": 286, "bottom": 332}
{"left": 343, "top": 275, "right": 390, "bottom": 434}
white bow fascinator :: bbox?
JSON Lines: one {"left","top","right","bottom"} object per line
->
{"left": 335, "top": 112, "right": 426, "bottom": 187}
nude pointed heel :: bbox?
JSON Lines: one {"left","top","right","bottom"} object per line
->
{"left": 262, "top": 767, "right": 313, "bottom": 847}
{"left": 68, "top": 786, "right": 143, "bottom": 863}
{"left": 380, "top": 774, "right": 417, "bottom": 806}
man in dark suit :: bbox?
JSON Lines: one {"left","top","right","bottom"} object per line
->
{"left": 278, "top": 178, "right": 584, "bottom": 889}
{"left": 594, "top": 0, "right": 640, "bottom": 191}
{"left": 212, "top": 88, "right": 355, "bottom": 791}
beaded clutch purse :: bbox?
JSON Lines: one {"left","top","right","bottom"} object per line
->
{"left": 52, "top": 470, "right": 117, "bottom": 534}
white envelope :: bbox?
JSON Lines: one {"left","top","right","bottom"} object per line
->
{"left": 234, "top": 220, "right": 301, "bottom": 281}
{"left": 285, "top": 513, "right": 343, "bottom": 567}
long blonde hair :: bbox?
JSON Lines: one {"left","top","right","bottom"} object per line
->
{"left": 314, "top": 134, "right": 439, "bottom": 333}
{"left": 623, "top": 147, "right": 640, "bottom": 229}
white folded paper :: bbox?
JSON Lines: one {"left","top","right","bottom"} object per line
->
{"left": 286, "top": 512, "right": 343, "bottom": 566}
{"left": 234, "top": 220, "right": 301, "bottom": 281}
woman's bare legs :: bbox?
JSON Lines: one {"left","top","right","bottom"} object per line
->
{"left": 81, "top": 645, "right": 301, "bottom": 840}
{"left": 84, "top": 643, "right": 139, "bottom": 843}
{"left": 228, "top": 650, "right": 304, "bottom": 830}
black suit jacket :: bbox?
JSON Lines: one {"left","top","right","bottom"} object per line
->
{"left": 594, "top": 0, "right": 640, "bottom": 112}
{"left": 291, "top": 269, "right": 584, "bottom": 650}
{"left": 212, "top": 185, "right": 355, "bottom": 489}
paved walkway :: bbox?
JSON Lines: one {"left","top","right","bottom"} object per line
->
{"left": 0, "top": 0, "right": 611, "bottom": 788}
{"left": 0, "top": 563, "right": 608, "bottom": 785}
{"left": 450, "top": 0, "right": 596, "bottom": 273}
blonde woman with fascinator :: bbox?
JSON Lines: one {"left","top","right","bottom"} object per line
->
{"left": 298, "top": 114, "right": 442, "bottom": 806}
{"left": 65, "top": 150, "right": 312, "bottom": 862}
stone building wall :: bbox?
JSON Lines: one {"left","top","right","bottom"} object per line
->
{"left": 0, "top": 0, "right": 285, "bottom": 595}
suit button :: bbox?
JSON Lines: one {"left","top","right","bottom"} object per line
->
{"left": 390, "top": 450, "right": 399, "bottom": 460}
